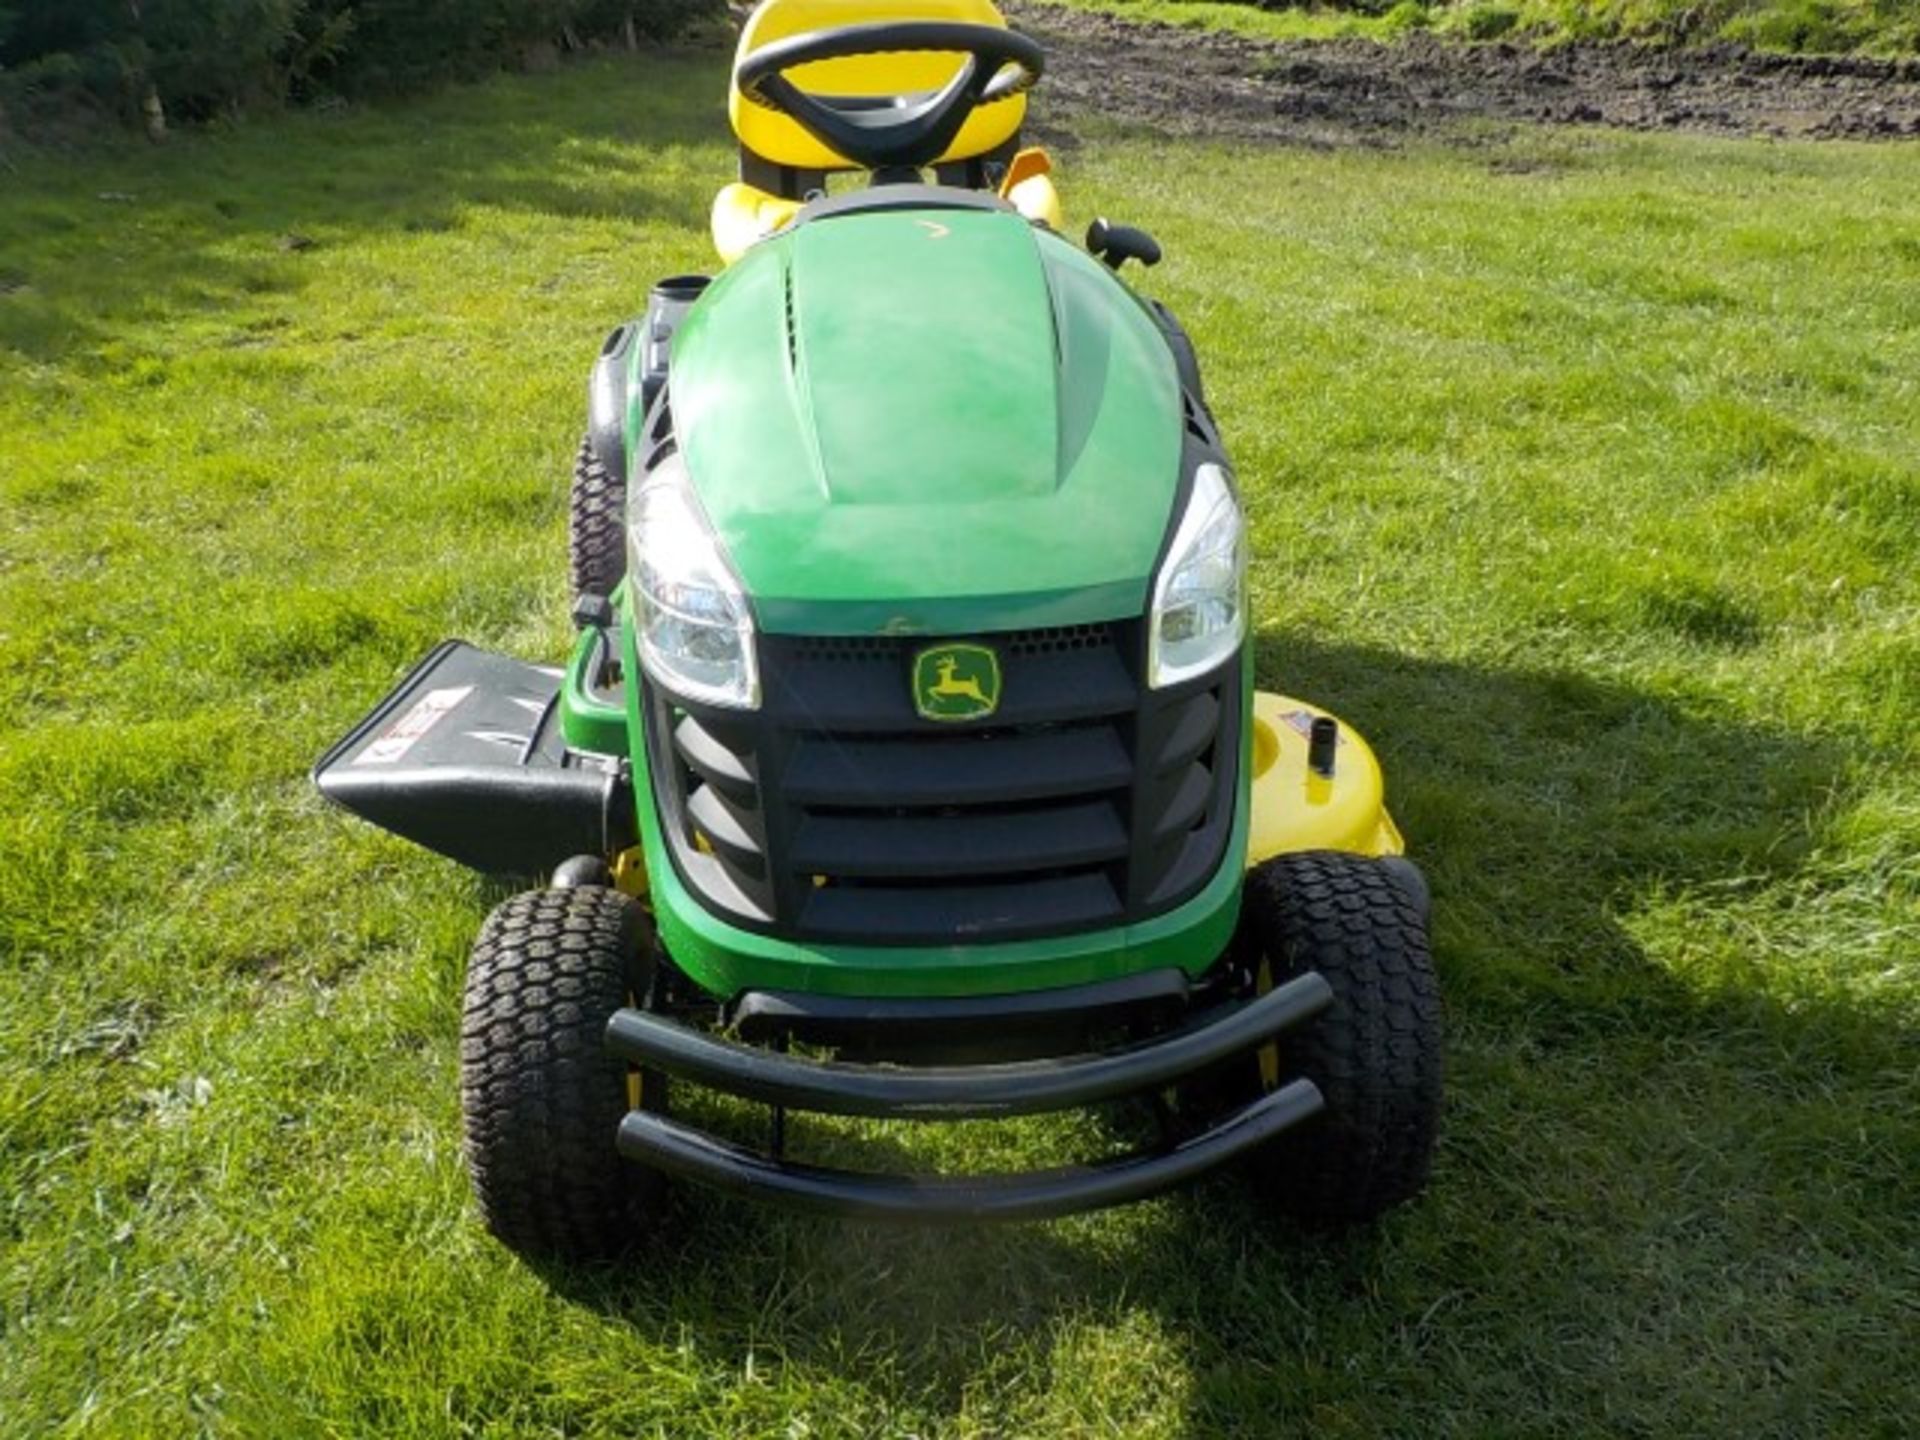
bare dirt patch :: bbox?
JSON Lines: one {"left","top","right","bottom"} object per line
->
{"left": 1008, "top": 1, "right": 1920, "bottom": 144}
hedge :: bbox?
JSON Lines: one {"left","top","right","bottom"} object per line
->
{"left": 0, "top": 0, "right": 715, "bottom": 137}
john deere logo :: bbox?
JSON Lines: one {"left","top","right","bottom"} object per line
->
{"left": 913, "top": 642, "right": 1001, "bottom": 722}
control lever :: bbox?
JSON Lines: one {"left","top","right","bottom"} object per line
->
{"left": 1086, "top": 217, "right": 1162, "bottom": 271}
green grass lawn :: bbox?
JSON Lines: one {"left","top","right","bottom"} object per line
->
{"left": 4, "top": 44, "right": 1919, "bottom": 1438}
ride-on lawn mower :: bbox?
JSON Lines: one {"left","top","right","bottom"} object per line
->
{"left": 314, "top": 0, "right": 1442, "bottom": 1256}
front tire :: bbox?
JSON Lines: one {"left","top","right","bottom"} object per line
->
{"left": 460, "top": 884, "right": 664, "bottom": 1260}
{"left": 569, "top": 433, "right": 624, "bottom": 603}
{"left": 1239, "top": 851, "right": 1444, "bottom": 1226}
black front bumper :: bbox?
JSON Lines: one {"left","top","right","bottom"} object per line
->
{"left": 603, "top": 971, "right": 1333, "bottom": 1222}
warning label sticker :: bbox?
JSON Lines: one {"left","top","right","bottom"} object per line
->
{"left": 1277, "top": 708, "right": 1320, "bottom": 739}
{"left": 353, "top": 685, "right": 473, "bottom": 765}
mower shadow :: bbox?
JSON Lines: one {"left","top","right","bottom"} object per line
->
{"left": 1246, "top": 629, "right": 1856, "bottom": 1017}
{"left": 533, "top": 633, "right": 1905, "bottom": 1430}
{"left": 0, "top": 47, "right": 733, "bottom": 372}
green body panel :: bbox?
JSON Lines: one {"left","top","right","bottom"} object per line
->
{"left": 620, "top": 627, "right": 1251, "bottom": 999}
{"left": 596, "top": 202, "right": 1243, "bottom": 998}
{"left": 655, "top": 209, "right": 1185, "bottom": 636}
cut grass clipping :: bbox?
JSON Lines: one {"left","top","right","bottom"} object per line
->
{"left": 3, "top": 44, "right": 1918, "bottom": 1440}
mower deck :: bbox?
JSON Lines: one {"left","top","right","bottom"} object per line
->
{"left": 311, "top": 639, "right": 634, "bottom": 876}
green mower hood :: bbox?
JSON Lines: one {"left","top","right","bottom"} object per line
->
{"left": 658, "top": 207, "right": 1185, "bottom": 635}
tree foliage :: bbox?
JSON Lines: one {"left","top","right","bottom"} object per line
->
{"left": 0, "top": 0, "right": 715, "bottom": 131}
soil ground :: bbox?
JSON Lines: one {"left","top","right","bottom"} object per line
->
{"left": 1008, "top": 1, "right": 1920, "bottom": 143}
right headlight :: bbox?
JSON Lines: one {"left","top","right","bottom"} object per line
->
{"left": 1148, "top": 462, "right": 1246, "bottom": 688}
{"left": 626, "top": 453, "right": 760, "bottom": 709}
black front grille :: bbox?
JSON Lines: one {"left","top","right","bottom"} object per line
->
{"left": 643, "top": 621, "right": 1239, "bottom": 946}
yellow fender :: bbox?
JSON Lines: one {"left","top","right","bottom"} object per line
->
{"left": 1245, "top": 691, "right": 1404, "bottom": 863}
{"left": 1243, "top": 693, "right": 1404, "bottom": 1088}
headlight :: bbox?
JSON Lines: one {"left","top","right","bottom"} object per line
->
{"left": 1148, "top": 462, "right": 1246, "bottom": 688}
{"left": 626, "top": 455, "right": 759, "bottom": 709}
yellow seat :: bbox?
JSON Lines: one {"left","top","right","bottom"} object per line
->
{"left": 730, "top": 0, "right": 1028, "bottom": 174}
{"left": 712, "top": 0, "right": 1058, "bottom": 263}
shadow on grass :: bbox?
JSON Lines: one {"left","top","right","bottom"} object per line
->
{"left": 1250, "top": 630, "right": 1857, "bottom": 1017}
{"left": 0, "top": 48, "right": 734, "bottom": 367}
{"left": 525, "top": 635, "right": 1908, "bottom": 1427}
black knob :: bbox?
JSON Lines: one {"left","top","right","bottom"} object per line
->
{"left": 1308, "top": 716, "right": 1339, "bottom": 778}
{"left": 1086, "top": 217, "right": 1162, "bottom": 271}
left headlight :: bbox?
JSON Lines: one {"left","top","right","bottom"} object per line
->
{"left": 626, "top": 454, "right": 760, "bottom": 709}
{"left": 1148, "top": 462, "right": 1246, "bottom": 688}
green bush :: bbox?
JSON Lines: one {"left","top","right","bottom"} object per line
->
{"left": 1141, "top": 0, "right": 1920, "bottom": 52}
{"left": 1718, "top": 0, "right": 1919, "bottom": 52}
{"left": 147, "top": 1, "right": 305, "bottom": 116}
{"left": 1454, "top": 2, "right": 1524, "bottom": 38}
{"left": 1381, "top": 0, "right": 1436, "bottom": 30}
{"left": 1498, "top": 0, "right": 1920, "bottom": 49}
{"left": 0, "top": 0, "right": 715, "bottom": 135}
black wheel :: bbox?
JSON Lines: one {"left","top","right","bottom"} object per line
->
{"left": 1236, "top": 851, "right": 1443, "bottom": 1226}
{"left": 460, "top": 884, "right": 664, "bottom": 1260}
{"left": 569, "top": 433, "right": 624, "bottom": 603}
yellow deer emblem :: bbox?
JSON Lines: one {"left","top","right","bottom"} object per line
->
{"left": 912, "top": 642, "right": 1001, "bottom": 721}
{"left": 928, "top": 656, "right": 990, "bottom": 705}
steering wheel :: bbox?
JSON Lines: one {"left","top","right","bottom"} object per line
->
{"left": 736, "top": 22, "right": 1044, "bottom": 173}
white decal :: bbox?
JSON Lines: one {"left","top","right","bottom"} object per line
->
{"left": 1279, "top": 707, "right": 1344, "bottom": 747}
{"left": 1278, "top": 707, "right": 1319, "bottom": 739}
{"left": 353, "top": 685, "right": 474, "bottom": 765}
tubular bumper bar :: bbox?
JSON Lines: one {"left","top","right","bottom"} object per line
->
{"left": 607, "top": 973, "right": 1331, "bottom": 1119}
{"left": 617, "top": 1081, "right": 1322, "bottom": 1222}
{"left": 605, "top": 972, "right": 1335, "bottom": 1221}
